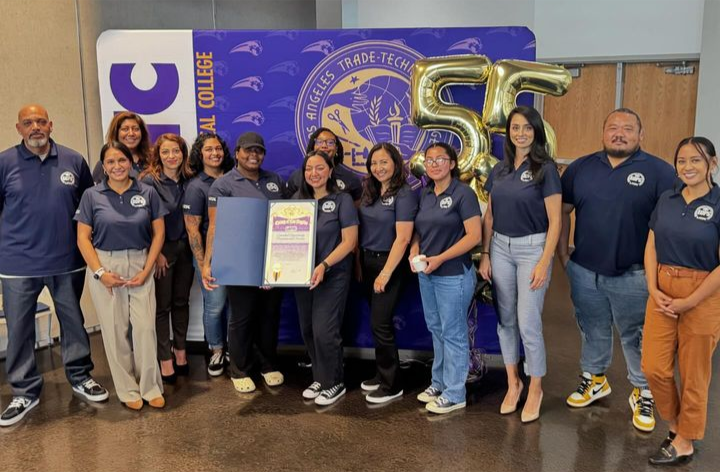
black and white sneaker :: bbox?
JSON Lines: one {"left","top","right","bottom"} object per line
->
{"left": 302, "top": 381, "right": 322, "bottom": 400}
{"left": 366, "top": 389, "right": 403, "bottom": 404}
{"left": 72, "top": 378, "right": 109, "bottom": 402}
{"left": 208, "top": 350, "right": 225, "bottom": 377}
{"left": 0, "top": 397, "right": 39, "bottom": 427}
{"left": 360, "top": 377, "right": 381, "bottom": 392}
{"left": 315, "top": 383, "right": 346, "bottom": 406}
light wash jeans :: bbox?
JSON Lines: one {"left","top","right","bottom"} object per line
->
{"left": 566, "top": 259, "right": 649, "bottom": 388}
{"left": 491, "top": 232, "right": 550, "bottom": 377}
{"left": 193, "top": 258, "right": 229, "bottom": 350}
{"left": 418, "top": 265, "right": 476, "bottom": 404}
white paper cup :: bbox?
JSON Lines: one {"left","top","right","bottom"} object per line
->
{"left": 412, "top": 255, "right": 428, "bottom": 272}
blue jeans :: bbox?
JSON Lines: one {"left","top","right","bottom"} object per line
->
{"left": 418, "top": 265, "right": 476, "bottom": 404}
{"left": 1, "top": 272, "right": 94, "bottom": 399}
{"left": 193, "top": 259, "right": 229, "bottom": 350}
{"left": 491, "top": 232, "right": 550, "bottom": 377}
{"left": 566, "top": 259, "right": 649, "bottom": 388}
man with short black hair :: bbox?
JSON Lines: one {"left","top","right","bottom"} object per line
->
{"left": 558, "top": 108, "right": 676, "bottom": 432}
{"left": 0, "top": 104, "right": 108, "bottom": 427}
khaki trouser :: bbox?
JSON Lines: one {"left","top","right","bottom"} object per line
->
{"left": 642, "top": 264, "right": 720, "bottom": 439}
{"left": 88, "top": 249, "right": 163, "bottom": 403}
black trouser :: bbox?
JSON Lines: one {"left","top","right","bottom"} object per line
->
{"left": 295, "top": 269, "right": 351, "bottom": 389}
{"left": 361, "top": 249, "right": 407, "bottom": 393}
{"left": 226, "top": 286, "right": 283, "bottom": 378}
{"left": 155, "top": 239, "right": 195, "bottom": 360}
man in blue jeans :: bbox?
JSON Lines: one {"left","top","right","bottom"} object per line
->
{"left": 0, "top": 104, "right": 108, "bottom": 427}
{"left": 557, "top": 108, "right": 676, "bottom": 432}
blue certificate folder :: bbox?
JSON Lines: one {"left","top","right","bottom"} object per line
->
{"left": 212, "top": 197, "right": 317, "bottom": 287}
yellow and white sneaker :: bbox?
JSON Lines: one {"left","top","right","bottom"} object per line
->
{"left": 629, "top": 387, "right": 656, "bottom": 432}
{"left": 566, "top": 372, "right": 612, "bottom": 407}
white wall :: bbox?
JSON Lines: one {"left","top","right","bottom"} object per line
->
{"left": 345, "top": 0, "right": 704, "bottom": 61}
{"left": 695, "top": 0, "right": 720, "bottom": 152}
{"left": 343, "top": 0, "right": 534, "bottom": 28}
{"left": 534, "top": 0, "right": 704, "bottom": 61}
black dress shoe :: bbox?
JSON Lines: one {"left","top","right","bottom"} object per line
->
{"left": 161, "top": 372, "right": 177, "bottom": 384}
{"left": 648, "top": 444, "right": 693, "bottom": 466}
{"left": 174, "top": 363, "right": 189, "bottom": 376}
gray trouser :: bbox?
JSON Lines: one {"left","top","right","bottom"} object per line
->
{"left": 88, "top": 249, "right": 162, "bottom": 402}
{"left": 491, "top": 232, "right": 551, "bottom": 378}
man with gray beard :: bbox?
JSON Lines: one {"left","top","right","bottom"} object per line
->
{"left": 0, "top": 104, "right": 108, "bottom": 427}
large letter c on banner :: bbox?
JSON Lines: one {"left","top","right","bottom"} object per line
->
{"left": 109, "top": 63, "right": 180, "bottom": 115}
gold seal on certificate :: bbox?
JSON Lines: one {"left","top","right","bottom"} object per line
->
{"left": 263, "top": 200, "right": 318, "bottom": 286}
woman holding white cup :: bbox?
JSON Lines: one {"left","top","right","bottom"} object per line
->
{"left": 409, "top": 142, "right": 482, "bottom": 414}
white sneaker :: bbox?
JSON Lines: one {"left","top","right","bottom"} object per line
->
{"left": 302, "top": 381, "right": 322, "bottom": 399}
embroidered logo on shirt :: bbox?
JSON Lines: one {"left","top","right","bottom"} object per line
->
{"left": 336, "top": 179, "right": 346, "bottom": 190}
{"left": 266, "top": 182, "right": 280, "bottom": 193}
{"left": 381, "top": 196, "right": 394, "bottom": 206}
{"left": 627, "top": 172, "right": 645, "bottom": 187}
{"left": 322, "top": 201, "right": 336, "bottom": 213}
{"left": 130, "top": 195, "right": 147, "bottom": 208}
{"left": 439, "top": 196, "right": 453, "bottom": 209}
{"left": 182, "top": 204, "right": 191, "bottom": 211}
{"left": 520, "top": 170, "right": 533, "bottom": 182}
{"left": 695, "top": 205, "right": 714, "bottom": 221}
{"left": 60, "top": 171, "right": 76, "bottom": 186}
{"left": 208, "top": 196, "right": 217, "bottom": 203}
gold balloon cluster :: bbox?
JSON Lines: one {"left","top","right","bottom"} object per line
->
{"left": 409, "top": 56, "right": 572, "bottom": 203}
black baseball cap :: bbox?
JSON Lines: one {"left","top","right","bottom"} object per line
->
{"left": 236, "top": 132, "right": 265, "bottom": 151}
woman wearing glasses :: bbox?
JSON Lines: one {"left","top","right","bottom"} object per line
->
{"left": 286, "top": 127, "right": 362, "bottom": 203}
{"left": 140, "top": 134, "right": 195, "bottom": 383}
{"left": 411, "top": 142, "right": 482, "bottom": 414}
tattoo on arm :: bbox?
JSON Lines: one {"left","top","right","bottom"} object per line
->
{"left": 184, "top": 215, "right": 205, "bottom": 266}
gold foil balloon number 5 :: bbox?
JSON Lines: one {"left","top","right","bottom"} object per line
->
{"left": 409, "top": 55, "right": 572, "bottom": 200}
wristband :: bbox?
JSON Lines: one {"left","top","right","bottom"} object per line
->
{"left": 321, "top": 260, "right": 330, "bottom": 271}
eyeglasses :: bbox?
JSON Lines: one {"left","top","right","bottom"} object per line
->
{"left": 425, "top": 156, "right": 450, "bottom": 167}
{"left": 315, "top": 139, "right": 337, "bottom": 147}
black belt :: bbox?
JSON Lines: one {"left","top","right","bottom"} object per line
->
{"left": 362, "top": 248, "right": 390, "bottom": 258}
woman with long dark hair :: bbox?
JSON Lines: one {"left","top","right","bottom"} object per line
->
{"left": 92, "top": 112, "right": 152, "bottom": 183}
{"left": 358, "top": 143, "right": 417, "bottom": 403}
{"left": 478, "top": 106, "right": 562, "bottom": 423}
{"left": 294, "top": 150, "right": 358, "bottom": 406}
{"left": 642, "top": 137, "right": 720, "bottom": 466}
{"left": 76, "top": 141, "right": 166, "bottom": 410}
{"left": 286, "top": 127, "right": 362, "bottom": 202}
{"left": 183, "top": 133, "right": 234, "bottom": 376}
{"left": 140, "top": 134, "right": 195, "bottom": 383}
{"left": 411, "top": 142, "right": 482, "bottom": 414}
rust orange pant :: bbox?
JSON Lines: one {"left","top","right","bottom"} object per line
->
{"left": 641, "top": 264, "right": 720, "bottom": 440}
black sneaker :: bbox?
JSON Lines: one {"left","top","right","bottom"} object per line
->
{"left": 0, "top": 397, "right": 39, "bottom": 427}
{"left": 315, "top": 383, "right": 346, "bottom": 406}
{"left": 72, "top": 378, "right": 109, "bottom": 402}
{"left": 360, "top": 377, "right": 381, "bottom": 392}
{"left": 366, "top": 388, "right": 403, "bottom": 404}
{"left": 208, "top": 350, "right": 225, "bottom": 377}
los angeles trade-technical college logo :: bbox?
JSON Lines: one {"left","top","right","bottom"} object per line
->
{"left": 296, "top": 40, "right": 432, "bottom": 176}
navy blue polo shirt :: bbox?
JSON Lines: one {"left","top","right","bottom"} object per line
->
{"left": 247, "top": 169, "right": 286, "bottom": 200}
{"left": 485, "top": 160, "right": 561, "bottom": 237}
{"left": 92, "top": 159, "right": 144, "bottom": 184}
{"left": 0, "top": 140, "right": 93, "bottom": 276}
{"left": 415, "top": 178, "right": 482, "bottom": 276}
{"left": 141, "top": 173, "right": 186, "bottom": 241}
{"left": 304, "top": 192, "right": 358, "bottom": 273}
{"left": 74, "top": 178, "right": 167, "bottom": 251}
{"left": 650, "top": 184, "right": 720, "bottom": 272}
{"left": 208, "top": 167, "right": 267, "bottom": 205}
{"left": 359, "top": 184, "right": 418, "bottom": 252}
{"left": 561, "top": 149, "right": 676, "bottom": 276}
{"left": 286, "top": 164, "right": 363, "bottom": 201}
{"left": 182, "top": 171, "right": 217, "bottom": 241}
